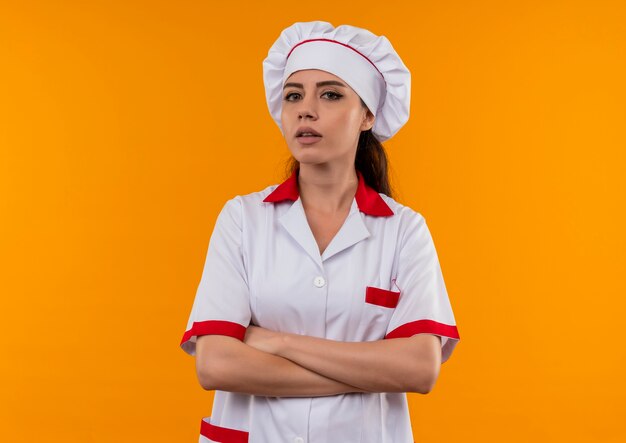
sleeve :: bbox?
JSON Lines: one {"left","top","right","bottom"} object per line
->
{"left": 384, "top": 211, "right": 460, "bottom": 363}
{"left": 179, "top": 197, "right": 251, "bottom": 356}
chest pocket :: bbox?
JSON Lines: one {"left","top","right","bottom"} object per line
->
{"left": 365, "top": 286, "right": 400, "bottom": 308}
{"left": 356, "top": 285, "right": 400, "bottom": 340}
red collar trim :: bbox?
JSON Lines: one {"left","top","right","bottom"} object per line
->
{"left": 263, "top": 168, "right": 394, "bottom": 217}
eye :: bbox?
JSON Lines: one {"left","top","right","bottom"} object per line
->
{"left": 284, "top": 92, "right": 300, "bottom": 101}
{"left": 322, "top": 91, "right": 342, "bottom": 100}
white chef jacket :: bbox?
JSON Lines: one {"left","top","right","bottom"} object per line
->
{"left": 180, "top": 167, "right": 460, "bottom": 443}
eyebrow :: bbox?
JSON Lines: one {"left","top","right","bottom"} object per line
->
{"left": 283, "top": 80, "right": 347, "bottom": 90}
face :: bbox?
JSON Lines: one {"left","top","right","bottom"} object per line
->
{"left": 280, "top": 69, "right": 375, "bottom": 168}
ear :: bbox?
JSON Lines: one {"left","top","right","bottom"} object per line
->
{"left": 360, "top": 108, "right": 376, "bottom": 131}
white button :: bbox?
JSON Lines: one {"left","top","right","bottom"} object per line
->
{"left": 294, "top": 438, "right": 304, "bottom": 443}
{"left": 313, "top": 276, "right": 326, "bottom": 288}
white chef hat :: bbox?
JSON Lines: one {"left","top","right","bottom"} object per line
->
{"left": 263, "top": 21, "right": 411, "bottom": 142}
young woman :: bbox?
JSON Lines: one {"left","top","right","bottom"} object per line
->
{"left": 180, "top": 21, "right": 461, "bottom": 443}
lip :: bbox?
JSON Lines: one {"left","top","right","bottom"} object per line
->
{"left": 295, "top": 126, "right": 322, "bottom": 137}
{"left": 296, "top": 136, "right": 323, "bottom": 145}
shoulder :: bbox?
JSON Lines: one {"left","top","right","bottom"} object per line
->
{"left": 378, "top": 193, "right": 426, "bottom": 228}
{"left": 222, "top": 182, "right": 281, "bottom": 210}
{"left": 376, "top": 193, "right": 437, "bottom": 253}
{"left": 215, "top": 181, "right": 284, "bottom": 224}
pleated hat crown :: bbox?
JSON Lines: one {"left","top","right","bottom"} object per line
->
{"left": 263, "top": 21, "right": 411, "bottom": 142}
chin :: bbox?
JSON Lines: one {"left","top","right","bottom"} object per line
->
{"left": 291, "top": 153, "right": 320, "bottom": 164}
{"left": 288, "top": 145, "right": 321, "bottom": 158}
{"left": 292, "top": 155, "right": 319, "bottom": 164}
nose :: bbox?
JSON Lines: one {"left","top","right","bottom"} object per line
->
{"left": 298, "top": 109, "right": 315, "bottom": 119}
{"left": 297, "top": 93, "right": 318, "bottom": 120}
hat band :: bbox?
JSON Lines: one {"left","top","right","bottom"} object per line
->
{"left": 287, "top": 39, "right": 384, "bottom": 78}
{"left": 283, "top": 39, "right": 386, "bottom": 116}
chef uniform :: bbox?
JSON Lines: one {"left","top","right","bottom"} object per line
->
{"left": 180, "top": 21, "right": 461, "bottom": 443}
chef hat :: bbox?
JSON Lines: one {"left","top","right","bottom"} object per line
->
{"left": 263, "top": 21, "right": 411, "bottom": 142}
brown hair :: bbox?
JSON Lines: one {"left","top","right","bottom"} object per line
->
{"left": 284, "top": 98, "right": 395, "bottom": 198}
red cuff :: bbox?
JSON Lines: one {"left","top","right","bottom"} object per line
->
{"left": 201, "top": 418, "right": 248, "bottom": 443}
{"left": 180, "top": 320, "right": 247, "bottom": 346}
{"left": 385, "top": 319, "right": 460, "bottom": 340}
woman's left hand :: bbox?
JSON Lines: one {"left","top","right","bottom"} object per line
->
{"left": 244, "top": 325, "right": 285, "bottom": 355}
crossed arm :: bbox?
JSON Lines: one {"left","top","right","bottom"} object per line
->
{"left": 195, "top": 325, "right": 442, "bottom": 397}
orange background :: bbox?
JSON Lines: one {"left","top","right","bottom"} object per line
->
{"left": 1, "top": 1, "right": 625, "bottom": 441}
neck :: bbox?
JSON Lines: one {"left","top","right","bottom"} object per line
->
{"left": 297, "top": 164, "right": 358, "bottom": 214}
